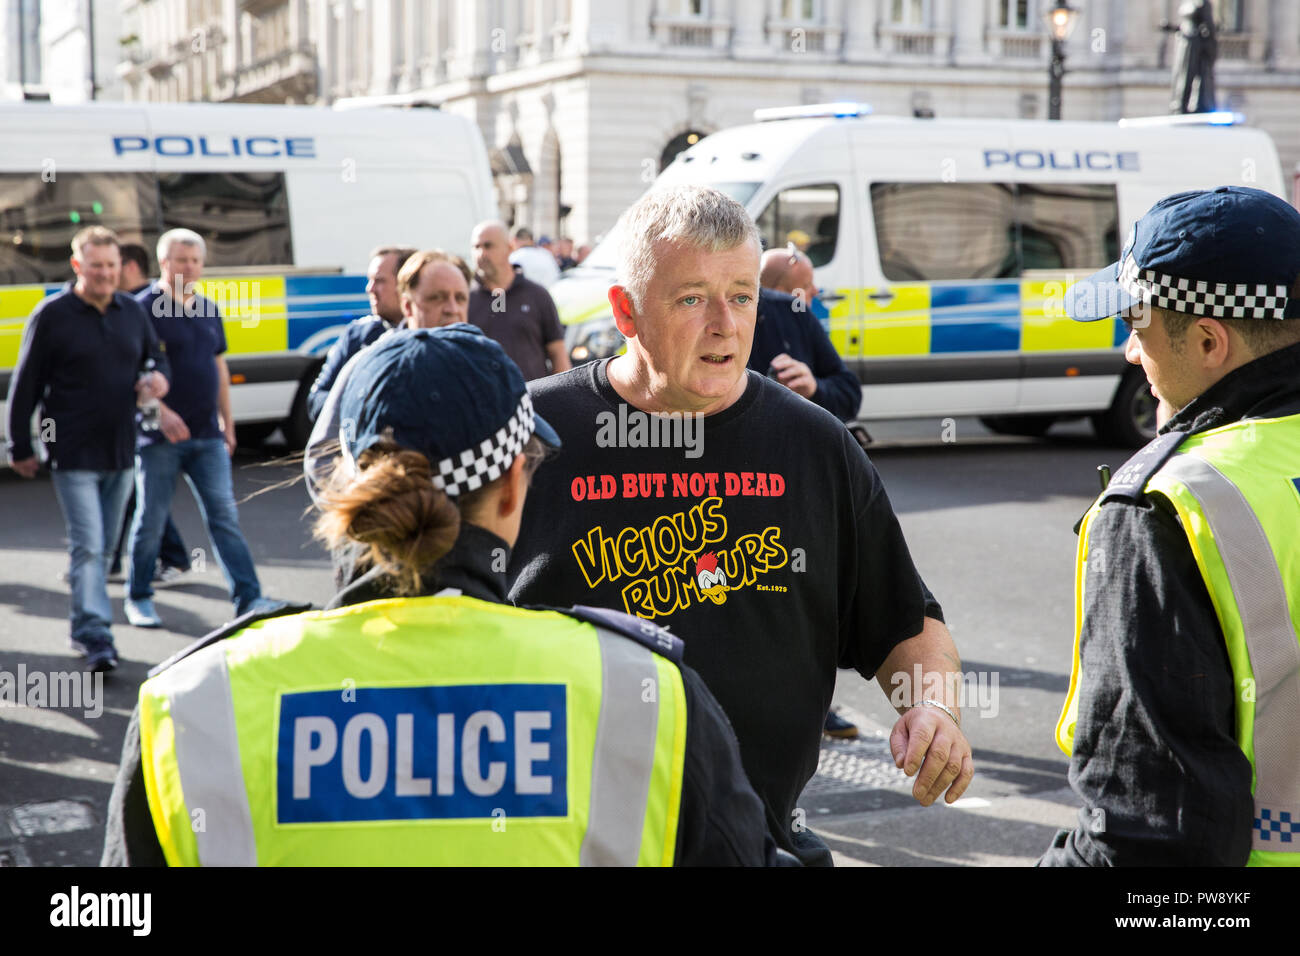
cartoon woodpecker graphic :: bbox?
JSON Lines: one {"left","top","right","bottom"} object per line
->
{"left": 695, "top": 551, "right": 728, "bottom": 605}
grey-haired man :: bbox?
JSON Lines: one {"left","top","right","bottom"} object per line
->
{"left": 127, "top": 228, "right": 281, "bottom": 630}
{"left": 509, "top": 185, "right": 973, "bottom": 865}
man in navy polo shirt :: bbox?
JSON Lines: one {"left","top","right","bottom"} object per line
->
{"left": 126, "top": 228, "right": 280, "bottom": 628}
{"left": 6, "top": 226, "right": 170, "bottom": 672}
{"left": 108, "top": 243, "right": 192, "bottom": 583}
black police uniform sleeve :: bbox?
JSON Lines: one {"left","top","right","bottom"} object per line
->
{"left": 102, "top": 704, "right": 167, "bottom": 867}
{"left": 1037, "top": 495, "right": 1253, "bottom": 867}
{"left": 5, "top": 304, "right": 49, "bottom": 462}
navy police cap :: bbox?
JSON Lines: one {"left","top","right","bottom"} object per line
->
{"left": 1065, "top": 186, "right": 1300, "bottom": 323}
{"left": 338, "top": 324, "right": 560, "bottom": 497}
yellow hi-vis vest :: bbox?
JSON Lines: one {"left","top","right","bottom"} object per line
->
{"left": 137, "top": 594, "right": 688, "bottom": 866}
{"left": 1057, "top": 416, "right": 1300, "bottom": 866}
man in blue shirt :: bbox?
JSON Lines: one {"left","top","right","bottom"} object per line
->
{"left": 750, "top": 248, "right": 862, "bottom": 425}
{"left": 6, "top": 226, "right": 170, "bottom": 672}
{"left": 109, "top": 243, "right": 191, "bottom": 582}
{"left": 126, "top": 228, "right": 280, "bottom": 628}
{"left": 305, "top": 245, "right": 415, "bottom": 422}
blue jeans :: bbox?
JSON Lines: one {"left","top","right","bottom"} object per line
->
{"left": 128, "top": 438, "right": 262, "bottom": 614}
{"left": 50, "top": 468, "right": 135, "bottom": 648}
{"left": 112, "top": 491, "right": 189, "bottom": 573}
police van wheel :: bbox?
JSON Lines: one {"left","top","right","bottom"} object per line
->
{"left": 282, "top": 382, "right": 314, "bottom": 450}
{"left": 235, "top": 422, "right": 277, "bottom": 449}
{"left": 979, "top": 415, "right": 1056, "bottom": 438}
{"left": 281, "top": 373, "right": 318, "bottom": 450}
{"left": 1092, "top": 368, "right": 1158, "bottom": 448}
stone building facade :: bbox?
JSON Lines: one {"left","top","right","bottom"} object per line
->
{"left": 114, "top": 0, "right": 1300, "bottom": 245}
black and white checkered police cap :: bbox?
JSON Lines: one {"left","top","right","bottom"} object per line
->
{"left": 1065, "top": 185, "right": 1300, "bottom": 323}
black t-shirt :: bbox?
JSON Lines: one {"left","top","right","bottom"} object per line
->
{"left": 508, "top": 359, "right": 940, "bottom": 861}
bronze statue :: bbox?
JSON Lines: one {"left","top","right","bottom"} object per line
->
{"left": 1161, "top": 0, "right": 1218, "bottom": 114}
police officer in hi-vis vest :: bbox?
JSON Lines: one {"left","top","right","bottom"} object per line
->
{"left": 1040, "top": 186, "right": 1300, "bottom": 867}
{"left": 103, "top": 325, "right": 784, "bottom": 866}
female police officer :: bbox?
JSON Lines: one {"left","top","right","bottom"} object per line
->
{"left": 102, "top": 325, "right": 779, "bottom": 866}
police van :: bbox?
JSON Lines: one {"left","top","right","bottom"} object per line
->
{"left": 555, "top": 105, "right": 1286, "bottom": 445}
{"left": 0, "top": 102, "right": 495, "bottom": 449}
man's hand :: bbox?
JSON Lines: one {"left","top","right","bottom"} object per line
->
{"left": 769, "top": 353, "right": 817, "bottom": 399}
{"left": 10, "top": 456, "right": 39, "bottom": 479}
{"left": 159, "top": 403, "right": 191, "bottom": 444}
{"left": 889, "top": 704, "right": 974, "bottom": 806}
{"left": 135, "top": 371, "right": 169, "bottom": 401}
{"left": 223, "top": 422, "right": 237, "bottom": 457}
{"left": 876, "top": 616, "right": 976, "bottom": 807}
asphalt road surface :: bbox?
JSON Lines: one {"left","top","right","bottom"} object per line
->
{"left": 0, "top": 416, "right": 1132, "bottom": 867}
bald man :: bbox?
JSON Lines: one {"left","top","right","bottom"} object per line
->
{"left": 750, "top": 249, "right": 861, "bottom": 423}
{"left": 468, "top": 221, "right": 570, "bottom": 381}
{"left": 760, "top": 248, "right": 818, "bottom": 307}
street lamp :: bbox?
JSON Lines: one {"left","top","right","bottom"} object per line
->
{"left": 1044, "top": 2, "right": 1080, "bottom": 120}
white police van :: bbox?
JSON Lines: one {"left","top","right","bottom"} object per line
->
{"left": 555, "top": 105, "right": 1286, "bottom": 445}
{"left": 0, "top": 102, "right": 496, "bottom": 448}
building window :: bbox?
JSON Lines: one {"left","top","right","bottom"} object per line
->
{"left": 998, "top": 0, "right": 1036, "bottom": 30}
{"left": 664, "top": 0, "right": 708, "bottom": 16}
{"left": 781, "top": 0, "right": 821, "bottom": 20}
{"left": 889, "top": 0, "right": 929, "bottom": 26}
{"left": 1214, "top": 0, "right": 1245, "bottom": 32}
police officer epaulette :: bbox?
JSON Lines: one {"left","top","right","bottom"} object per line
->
{"left": 1097, "top": 431, "right": 1187, "bottom": 505}
{"left": 557, "top": 605, "right": 685, "bottom": 665}
{"left": 145, "top": 601, "right": 313, "bottom": 679}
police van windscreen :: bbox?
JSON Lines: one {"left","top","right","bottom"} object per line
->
{"left": 579, "top": 182, "right": 761, "bottom": 271}
{"left": 0, "top": 171, "right": 294, "bottom": 284}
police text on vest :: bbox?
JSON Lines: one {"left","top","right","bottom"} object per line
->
{"left": 277, "top": 684, "right": 568, "bottom": 823}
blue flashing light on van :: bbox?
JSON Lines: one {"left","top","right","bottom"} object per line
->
{"left": 753, "top": 102, "right": 873, "bottom": 122}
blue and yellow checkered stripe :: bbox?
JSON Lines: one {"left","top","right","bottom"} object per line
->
{"left": 826, "top": 276, "right": 1126, "bottom": 358}
{"left": 0, "top": 273, "right": 371, "bottom": 372}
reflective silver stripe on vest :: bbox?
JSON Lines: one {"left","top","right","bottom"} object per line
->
{"left": 1162, "top": 454, "right": 1300, "bottom": 853}
{"left": 148, "top": 646, "right": 258, "bottom": 866}
{"left": 580, "top": 628, "right": 662, "bottom": 866}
